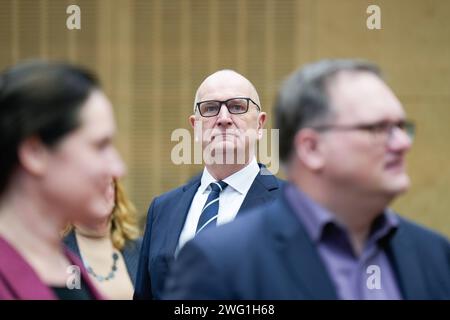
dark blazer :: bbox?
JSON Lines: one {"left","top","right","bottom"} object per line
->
{"left": 133, "top": 166, "right": 284, "bottom": 300}
{"left": 63, "top": 230, "right": 142, "bottom": 286}
{"left": 164, "top": 190, "right": 450, "bottom": 300}
{"left": 0, "top": 236, "right": 104, "bottom": 300}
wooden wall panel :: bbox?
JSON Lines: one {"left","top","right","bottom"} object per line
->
{"left": 0, "top": 1, "right": 13, "bottom": 67}
{"left": 0, "top": 0, "right": 448, "bottom": 236}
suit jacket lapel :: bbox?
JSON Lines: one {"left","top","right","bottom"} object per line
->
{"left": 164, "top": 175, "right": 201, "bottom": 257}
{"left": 272, "top": 196, "right": 430, "bottom": 299}
{"left": 165, "top": 167, "right": 279, "bottom": 256}
{"left": 270, "top": 195, "right": 338, "bottom": 299}
{"left": 238, "top": 167, "right": 280, "bottom": 215}
{"left": 385, "top": 224, "right": 428, "bottom": 299}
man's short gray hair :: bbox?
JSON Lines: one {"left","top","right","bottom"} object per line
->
{"left": 274, "top": 59, "right": 382, "bottom": 163}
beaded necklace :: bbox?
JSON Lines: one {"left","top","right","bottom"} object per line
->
{"left": 83, "top": 252, "right": 119, "bottom": 282}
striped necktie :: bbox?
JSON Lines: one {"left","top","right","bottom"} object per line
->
{"left": 196, "top": 181, "right": 228, "bottom": 234}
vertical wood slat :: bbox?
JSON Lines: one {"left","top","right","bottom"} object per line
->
{"left": 39, "top": 0, "right": 48, "bottom": 58}
{"left": 179, "top": 0, "right": 193, "bottom": 183}
{"left": 208, "top": 0, "right": 218, "bottom": 71}
{"left": 0, "top": 1, "right": 13, "bottom": 69}
{"left": 11, "top": 0, "right": 19, "bottom": 63}
{"left": 237, "top": 0, "right": 248, "bottom": 74}
{"left": 150, "top": 0, "right": 162, "bottom": 196}
{"left": 264, "top": 0, "right": 274, "bottom": 109}
{"left": 66, "top": 0, "right": 77, "bottom": 62}
{"left": 46, "top": 0, "right": 68, "bottom": 60}
{"left": 97, "top": 0, "right": 113, "bottom": 95}
{"left": 114, "top": 0, "right": 134, "bottom": 192}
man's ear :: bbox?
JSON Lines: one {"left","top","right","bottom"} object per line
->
{"left": 293, "top": 128, "right": 324, "bottom": 171}
{"left": 257, "top": 112, "right": 267, "bottom": 139}
{"left": 17, "top": 136, "right": 49, "bottom": 176}
{"left": 190, "top": 115, "right": 203, "bottom": 143}
{"left": 189, "top": 115, "right": 196, "bottom": 128}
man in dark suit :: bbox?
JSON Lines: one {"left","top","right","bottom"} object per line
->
{"left": 134, "top": 70, "right": 283, "bottom": 299}
{"left": 164, "top": 60, "right": 450, "bottom": 300}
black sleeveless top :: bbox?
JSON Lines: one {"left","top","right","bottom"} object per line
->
{"left": 51, "top": 278, "right": 93, "bottom": 300}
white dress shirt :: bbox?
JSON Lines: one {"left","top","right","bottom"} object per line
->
{"left": 176, "top": 158, "right": 260, "bottom": 252}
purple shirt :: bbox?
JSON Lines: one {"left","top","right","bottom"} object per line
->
{"left": 285, "top": 184, "right": 403, "bottom": 300}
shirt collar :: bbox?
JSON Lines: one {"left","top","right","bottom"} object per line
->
{"left": 285, "top": 183, "right": 399, "bottom": 243}
{"left": 200, "top": 158, "right": 260, "bottom": 195}
{"left": 368, "top": 208, "right": 399, "bottom": 245}
{"left": 285, "top": 183, "right": 334, "bottom": 242}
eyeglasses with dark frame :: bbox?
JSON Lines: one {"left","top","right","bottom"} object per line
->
{"left": 310, "top": 120, "right": 416, "bottom": 141}
{"left": 196, "top": 97, "right": 261, "bottom": 117}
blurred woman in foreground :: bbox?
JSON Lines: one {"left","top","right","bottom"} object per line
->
{"left": 0, "top": 61, "right": 125, "bottom": 299}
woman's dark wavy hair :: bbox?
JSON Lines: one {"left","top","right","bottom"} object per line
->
{"left": 0, "top": 60, "right": 99, "bottom": 195}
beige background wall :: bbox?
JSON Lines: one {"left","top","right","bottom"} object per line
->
{"left": 0, "top": 0, "right": 449, "bottom": 237}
